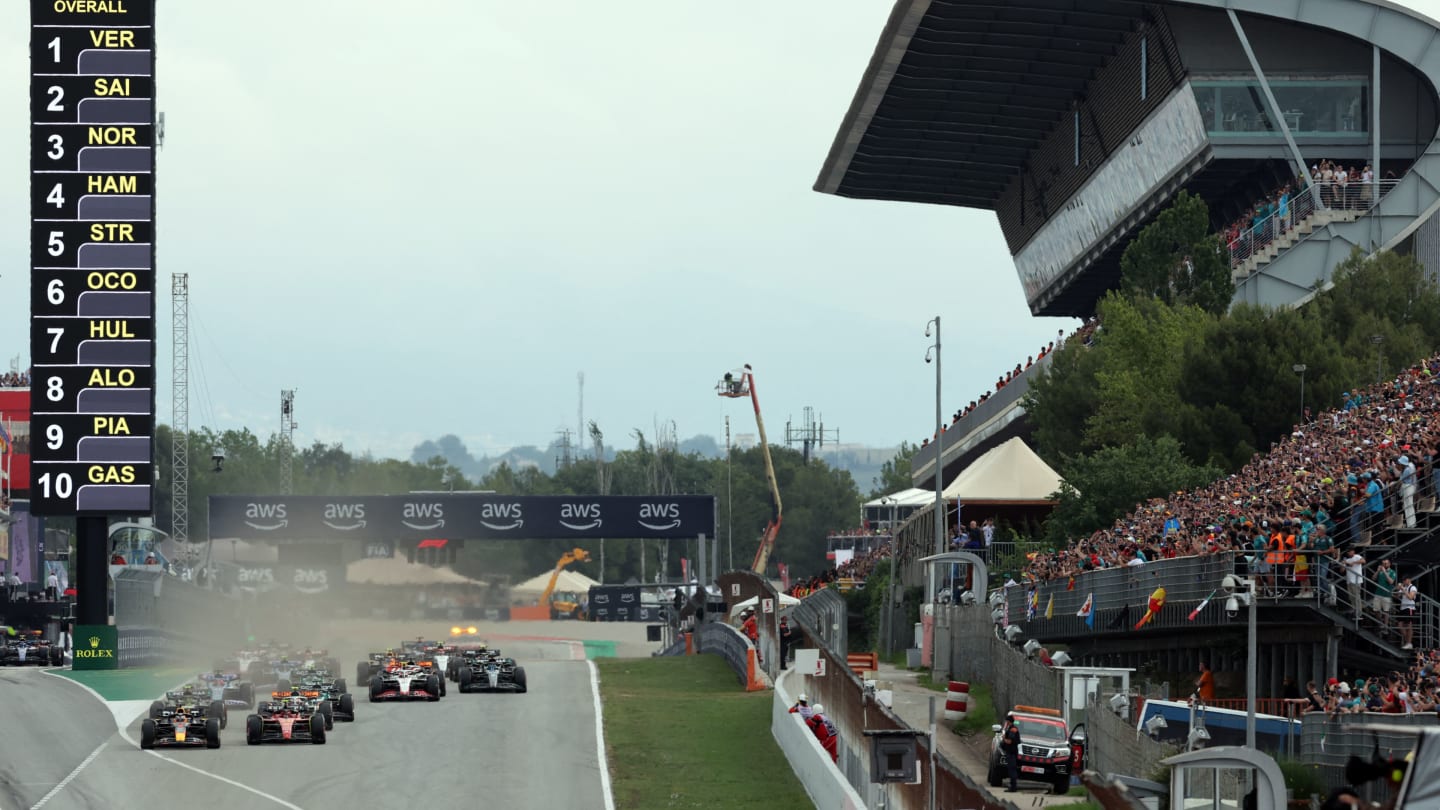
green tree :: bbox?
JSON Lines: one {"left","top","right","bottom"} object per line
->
{"left": 1083, "top": 293, "right": 1211, "bottom": 450}
{"left": 869, "top": 441, "right": 918, "bottom": 498}
{"left": 1044, "top": 435, "right": 1222, "bottom": 545}
{"left": 1119, "top": 191, "right": 1233, "bottom": 315}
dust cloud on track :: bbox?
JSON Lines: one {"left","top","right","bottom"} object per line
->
{"left": 0, "top": 587, "right": 655, "bottom": 810}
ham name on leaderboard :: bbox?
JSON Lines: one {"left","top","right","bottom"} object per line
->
{"left": 29, "top": 0, "right": 156, "bottom": 516}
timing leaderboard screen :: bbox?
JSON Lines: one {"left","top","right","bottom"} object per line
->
{"left": 28, "top": 0, "right": 156, "bottom": 516}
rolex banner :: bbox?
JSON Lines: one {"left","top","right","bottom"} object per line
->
{"left": 73, "top": 624, "right": 118, "bottom": 670}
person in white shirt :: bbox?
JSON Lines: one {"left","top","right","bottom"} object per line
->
{"left": 45, "top": 570, "right": 59, "bottom": 601}
{"left": 1343, "top": 551, "right": 1365, "bottom": 620}
{"left": 1398, "top": 455, "right": 1418, "bottom": 528}
{"left": 1399, "top": 576, "right": 1419, "bottom": 650}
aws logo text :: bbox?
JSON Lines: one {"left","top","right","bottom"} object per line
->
{"left": 402, "top": 502, "right": 445, "bottom": 531}
{"left": 243, "top": 503, "right": 287, "bottom": 531}
{"left": 480, "top": 502, "right": 524, "bottom": 531}
{"left": 638, "top": 502, "right": 682, "bottom": 531}
{"left": 560, "top": 503, "right": 602, "bottom": 531}
{"left": 323, "top": 503, "right": 366, "bottom": 530}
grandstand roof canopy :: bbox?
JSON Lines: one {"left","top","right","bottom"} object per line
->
{"left": 864, "top": 487, "right": 935, "bottom": 509}
{"left": 815, "top": 0, "right": 1148, "bottom": 208}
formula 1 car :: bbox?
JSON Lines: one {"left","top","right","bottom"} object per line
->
{"left": 293, "top": 674, "right": 356, "bottom": 724}
{"left": 149, "top": 687, "right": 228, "bottom": 729}
{"left": 141, "top": 704, "right": 221, "bottom": 749}
{"left": 0, "top": 631, "right": 62, "bottom": 667}
{"left": 369, "top": 661, "right": 443, "bottom": 702}
{"left": 456, "top": 650, "right": 528, "bottom": 694}
{"left": 245, "top": 693, "right": 326, "bottom": 745}
{"left": 192, "top": 671, "right": 255, "bottom": 712}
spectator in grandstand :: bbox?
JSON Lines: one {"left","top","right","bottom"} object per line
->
{"left": 1399, "top": 576, "right": 1419, "bottom": 650}
{"left": 0, "top": 369, "right": 31, "bottom": 388}
{"left": 1011, "top": 355, "right": 1440, "bottom": 595}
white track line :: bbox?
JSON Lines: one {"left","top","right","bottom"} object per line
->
{"left": 587, "top": 659, "right": 617, "bottom": 810}
{"left": 41, "top": 670, "right": 304, "bottom": 810}
{"left": 29, "top": 740, "right": 107, "bottom": 810}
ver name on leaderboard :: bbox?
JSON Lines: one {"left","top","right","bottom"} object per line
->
{"left": 29, "top": 0, "right": 156, "bottom": 516}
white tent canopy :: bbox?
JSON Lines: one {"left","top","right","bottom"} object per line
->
{"left": 728, "top": 593, "right": 801, "bottom": 617}
{"left": 942, "top": 436, "right": 1068, "bottom": 504}
{"left": 863, "top": 487, "right": 935, "bottom": 509}
{"left": 512, "top": 568, "right": 601, "bottom": 597}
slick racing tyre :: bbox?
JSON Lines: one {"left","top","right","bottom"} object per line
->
{"left": 206, "top": 717, "right": 221, "bottom": 749}
{"left": 140, "top": 719, "right": 157, "bottom": 750}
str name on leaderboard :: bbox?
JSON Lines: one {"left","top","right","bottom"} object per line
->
{"left": 30, "top": 0, "right": 156, "bottom": 516}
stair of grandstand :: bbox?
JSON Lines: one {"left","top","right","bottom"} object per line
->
{"left": 1232, "top": 206, "right": 1363, "bottom": 280}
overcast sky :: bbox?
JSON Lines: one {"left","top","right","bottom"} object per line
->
{"left": 5, "top": 1, "right": 1436, "bottom": 462}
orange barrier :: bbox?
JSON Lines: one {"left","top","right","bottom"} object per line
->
{"left": 744, "top": 648, "right": 766, "bottom": 691}
{"left": 945, "top": 681, "right": 970, "bottom": 721}
{"left": 847, "top": 652, "right": 879, "bottom": 674}
{"left": 684, "top": 632, "right": 694, "bottom": 655}
{"left": 509, "top": 606, "right": 550, "bottom": 621}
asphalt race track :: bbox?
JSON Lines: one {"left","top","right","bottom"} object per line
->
{"left": 0, "top": 635, "right": 613, "bottom": 810}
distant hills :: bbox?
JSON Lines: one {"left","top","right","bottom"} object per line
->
{"left": 410, "top": 433, "right": 899, "bottom": 495}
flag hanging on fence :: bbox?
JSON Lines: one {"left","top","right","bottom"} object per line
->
{"left": 1188, "top": 590, "right": 1216, "bottom": 621}
{"left": 1077, "top": 593, "right": 1095, "bottom": 629}
{"left": 1066, "top": 576, "right": 1076, "bottom": 592}
{"left": 1134, "top": 586, "right": 1168, "bottom": 629}
{"left": 1026, "top": 589, "right": 1038, "bottom": 620}
{"left": 1045, "top": 593, "right": 1054, "bottom": 620}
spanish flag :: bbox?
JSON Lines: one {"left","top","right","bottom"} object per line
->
{"left": 1066, "top": 576, "right": 1076, "bottom": 592}
{"left": 1134, "top": 586, "right": 1167, "bottom": 629}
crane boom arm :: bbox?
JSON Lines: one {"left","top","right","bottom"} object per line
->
{"left": 540, "top": 547, "right": 591, "bottom": 606}
{"left": 747, "top": 370, "right": 783, "bottom": 575}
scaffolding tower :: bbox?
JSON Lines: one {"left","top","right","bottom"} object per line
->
{"left": 171, "top": 274, "right": 189, "bottom": 542}
{"left": 279, "top": 390, "right": 296, "bottom": 494}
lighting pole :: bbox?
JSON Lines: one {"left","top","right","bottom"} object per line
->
{"left": 881, "top": 496, "right": 896, "bottom": 655}
{"left": 925, "top": 316, "right": 943, "bottom": 604}
{"left": 1292, "top": 364, "right": 1307, "bottom": 422}
{"left": 1246, "top": 576, "right": 1257, "bottom": 750}
{"left": 1372, "top": 334, "right": 1385, "bottom": 384}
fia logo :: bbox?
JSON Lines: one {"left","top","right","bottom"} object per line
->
{"left": 243, "top": 502, "right": 288, "bottom": 531}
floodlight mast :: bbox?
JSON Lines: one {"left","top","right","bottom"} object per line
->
{"left": 717, "top": 364, "right": 783, "bottom": 576}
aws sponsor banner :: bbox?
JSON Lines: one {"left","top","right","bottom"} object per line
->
{"left": 589, "top": 586, "right": 649, "bottom": 622}
{"left": 208, "top": 494, "right": 716, "bottom": 541}
{"left": 232, "top": 564, "right": 343, "bottom": 596}
{"left": 73, "top": 624, "right": 118, "bottom": 670}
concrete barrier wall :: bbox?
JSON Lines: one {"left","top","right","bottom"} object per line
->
{"left": 773, "top": 667, "right": 868, "bottom": 810}
{"left": 696, "top": 621, "right": 755, "bottom": 688}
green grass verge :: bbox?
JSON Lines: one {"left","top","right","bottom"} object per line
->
{"left": 52, "top": 667, "right": 194, "bottom": 701}
{"left": 598, "top": 656, "right": 811, "bottom": 810}
{"left": 952, "top": 682, "right": 998, "bottom": 736}
{"left": 915, "top": 672, "right": 949, "bottom": 693}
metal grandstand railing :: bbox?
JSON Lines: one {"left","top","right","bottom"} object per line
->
{"left": 1228, "top": 179, "right": 1400, "bottom": 269}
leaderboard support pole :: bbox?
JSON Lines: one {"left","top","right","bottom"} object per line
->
{"left": 76, "top": 516, "right": 108, "bottom": 626}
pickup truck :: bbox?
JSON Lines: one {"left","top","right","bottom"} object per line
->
{"left": 988, "top": 705, "right": 1081, "bottom": 795}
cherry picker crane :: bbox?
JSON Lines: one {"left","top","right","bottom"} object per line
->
{"left": 717, "top": 364, "right": 783, "bottom": 577}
